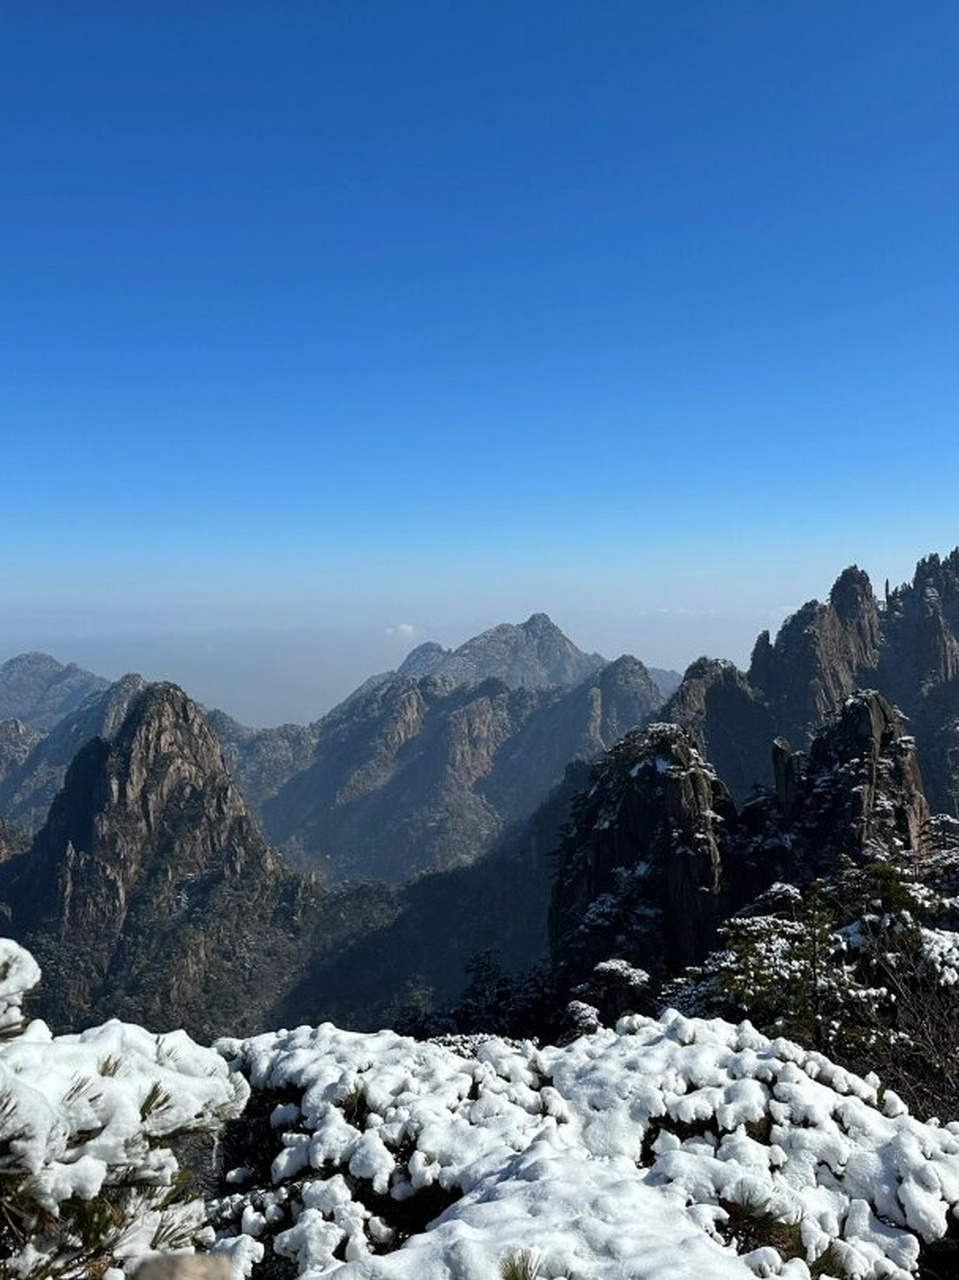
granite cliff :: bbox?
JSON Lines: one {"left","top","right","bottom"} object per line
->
{"left": 549, "top": 690, "right": 930, "bottom": 1009}
{"left": 0, "top": 684, "right": 395, "bottom": 1040}
{"left": 666, "top": 549, "right": 959, "bottom": 814}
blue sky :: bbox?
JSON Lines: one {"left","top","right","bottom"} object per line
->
{"left": 3, "top": 2, "right": 958, "bottom": 723}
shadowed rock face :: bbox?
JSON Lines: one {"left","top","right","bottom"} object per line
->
{"left": 549, "top": 691, "right": 930, "bottom": 1000}
{"left": 663, "top": 658, "right": 774, "bottom": 803}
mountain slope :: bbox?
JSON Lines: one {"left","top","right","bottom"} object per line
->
{"left": 0, "top": 673, "right": 148, "bottom": 833}
{"left": 261, "top": 656, "right": 663, "bottom": 881}
{"left": 0, "top": 651, "right": 109, "bottom": 730}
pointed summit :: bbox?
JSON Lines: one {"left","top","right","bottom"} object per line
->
{"left": 396, "top": 613, "right": 605, "bottom": 690}
{"left": 0, "top": 682, "right": 313, "bottom": 1039}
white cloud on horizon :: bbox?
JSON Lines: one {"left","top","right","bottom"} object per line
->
{"left": 386, "top": 623, "right": 420, "bottom": 642}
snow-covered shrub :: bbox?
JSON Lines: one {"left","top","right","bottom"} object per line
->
{"left": 211, "top": 1012, "right": 959, "bottom": 1279}
{"left": 669, "top": 856, "right": 959, "bottom": 1119}
{"left": 0, "top": 938, "right": 248, "bottom": 1278}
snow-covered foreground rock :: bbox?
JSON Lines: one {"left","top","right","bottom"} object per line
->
{"left": 6, "top": 931, "right": 959, "bottom": 1279}
{"left": 0, "top": 938, "right": 247, "bottom": 1277}
{"left": 213, "top": 1012, "right": 959, "bottom": 1280}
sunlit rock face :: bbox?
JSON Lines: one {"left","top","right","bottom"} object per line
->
{"left": 0, "top": 683, "right": 327, "bottom": 1040}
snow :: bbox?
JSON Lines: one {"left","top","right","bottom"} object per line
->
{"left": 6, "top": 934, "right": 959, "bottom": 1279}
{"left": 212, "top": 1009, "right": 959, "bottom": 1279}
{"left": 0, "top": 939, "right": 249, "bottom": 1275}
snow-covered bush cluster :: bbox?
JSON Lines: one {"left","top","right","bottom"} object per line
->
{"left": 667, "top": 854, "right": 959, "bottom": 1119}
{"left": 0, "top": 938, "right": 248, "bottom": 1278}
{"left": 212, "top": 1010, "right": 959, "bottom": 1279}
{"left": 8, "top": 932, "right": 959, "bottom": 1280}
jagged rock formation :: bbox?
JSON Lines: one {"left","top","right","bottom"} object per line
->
{"left": 0, "top": 651, "right": 109, "bottom": 730}
{"left": 549, "top": 690, "right": 930, "bottom": 1004}
{"left": 0, "top": 673, "right": 148, "bottom": 833}
{"left": 748, "top": 565, "right": 882, "bottom": 747}
{"left": 879, "top": 550, "right": 959, "bottom": 703}
{"left": 396, "top": 612, "right": 606, "bottom": 688}
{"left": 666, "top": 550, "right": 959, "bottom": 815}
{"left": 260, "top": 655, "right": 663, "bottom": 881}
{"left": 549, "top": 723, "right": 737, "bottom": 990}
{"left": 662, "top": 658, "right": 773, "bottom": 801}
{"left": 0, "top": 683, "right": 394, "bottom": 1040}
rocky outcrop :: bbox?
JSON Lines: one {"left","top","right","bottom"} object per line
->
{"left": 663, "top": 658, "right": 773, "bottom": 801}
{"left": 665, "top": 552, "right": 959, "bottom": 814}
{"left": 397, "top": 612, "right": 606, "bottom": 689}
{"left": 878, "top": 550, "right": 959, "bottom": 712}
{"left": 748, "top": 565, "right": 882, "bottom": 747}
{"left": 549, "top": 723, "right": 736, "bottom": 988}
{"left": 0, "top": 816, "right": 29, "bottom": 861}
{"left": 0, "top": 652, "right": 109, "bottom": 730}
{"left": 548, "top": 691, "right": 931, "bottom": 1005}
{"left": 0, "top": 683, "right": 379, "bottom": 1040}
{"left": 780, "top": 690, "right": 929, "bottom": 872}
{"left": 0, "top": 719, "right": 43, "bottom": 784}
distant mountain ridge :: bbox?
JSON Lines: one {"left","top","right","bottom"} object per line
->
{"left": 211, "top": 614, "right": 666, "bottom": 881}
{"left": 0, "top": 652, "right": 108, "bottom": 731}
{"left": 397, "top": 612, "right": 606, "bottom": 688}
{"left": 665, "top": 549, "right": 959, "bottom": 814}
{"left": 260, "top": 653, "right": 664, "bottom": 881}
{"left": 0, "top": 617, "right": 672, "bottom": 868}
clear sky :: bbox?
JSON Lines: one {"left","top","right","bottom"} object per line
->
{"left": 3, "top": 2, "right": 958, "bottom": 724}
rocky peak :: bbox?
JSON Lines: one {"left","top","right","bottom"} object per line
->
{"left": 549, "top": 722, "right": 735, "bottom": 989}
{"left": 798, "top": 690, "right": 928, "bottom": 861}
{"left": 664, "top": 658, "right": 773, "bottom": 802}
{"left": 0, "top": 682, "right": 291, "bottom": 1036}
{"left": 747, "top": 566, "right": 881, "bottom": 747}
{"left": 397, "top": 614, "right": 605, "bottom": 690}
{"left": 879, "top": 551, "right": 959, "bottom": 707}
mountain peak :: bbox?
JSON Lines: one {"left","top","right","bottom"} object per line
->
{"left": 0, "top": 652, "right": 109, "bottom": 731}
{"left": 397, "top": 615, "right": 605, "bottom": 691}
{"left": 0, "top": 681, "right": 288, "bottom": 1036}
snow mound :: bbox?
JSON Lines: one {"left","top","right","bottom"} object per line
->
{"left": 0, "top": 939, "right": 249, "bottom": 1276}
{"left": 213, "top": 1010, "right": 959, "bottom": 1279}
